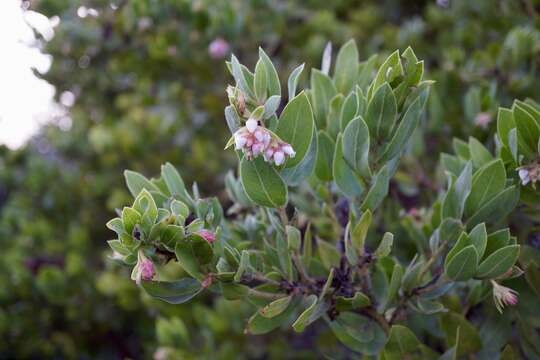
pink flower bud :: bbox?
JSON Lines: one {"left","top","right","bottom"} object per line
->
{"left": 201, "top": 274, "right": 214, "bottom": 288}
{"left": 254, "top": 129, "right": 264, "bottom": 142}
{"left": 234, "top": 133, "right": 247, "bottom": 150}
{"left": 263, "top": 133, "right": 271, "bottom": 147}
{"left": 198, "top": 229, "right": 216, "bottom": 243}
{"left": 140, "top": 260, "right": 155, "bottom": 281}
{"left": 252, "top": 143, "right": 264, "bottom": 156}
{"left": 246, "top": 118, "right": 258, "bottom": 133}
{"left": 264, "top": 147, "right": 275, "bottom": 161}
{"left": 281, "top": 144, "right": 295, "bottom": 157}
{"left": 132, "top": 250, "right": 156, "bottom": 285}
{"left": 274, "top": 151, "right": 285, "bottom": 165}
{"left": 208, "top": 37, "right": 230, "bottom": 59}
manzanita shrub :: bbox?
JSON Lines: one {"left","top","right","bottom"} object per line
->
{"left": 107, "top": 40, "right": 533, "bottom": 358}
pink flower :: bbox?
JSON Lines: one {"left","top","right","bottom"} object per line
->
{"left": 201, "top": 274, "right": 214, "bottom": 288}
{"left": 198, "top": 229, "right": 216, "bottom": 243}
{"left": 474, "top": 112, "right": 492, "bottom": 129}
{"left": 232, "top": 124, "right": 295, "bottom": 166}
{"left": 491, "top": 280, "right": 518, "bottom": 313}
{"left": 131, "top": 250, "right": 156, "bottom": 285}
{"left": 208, "top": 38, "right": 230, "bottom": 59}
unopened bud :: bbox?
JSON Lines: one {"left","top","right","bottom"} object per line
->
{"left": 131, "top": 250, "right": 156, "bottom": 285}
{"left": 198, "top": 229, "right": 216, "bottom": 243}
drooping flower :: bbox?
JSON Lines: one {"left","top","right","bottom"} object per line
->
{"left": 517, "top": 163, "right": 540, "bottom": 188}
{"left": 198, "top": 229, "right": 216, "bottom": 243}
{"left": 208, "top": 37, "right": 230, "bottom": 59}
{"left": 233, "top": 121, "right": 295, "bottom": 166}
{"left": 131, "top": 250, "right": 156, "bottom": 285}
{"left": 491, "top": 280, "right": 518, "bottom": 313}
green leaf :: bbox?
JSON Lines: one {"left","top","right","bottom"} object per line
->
{"left": 188, "top": 234, "right": 214, "bottom": 265}
{"left": 445, "top": 232, "right": 469, "bottom": 266}
{"left": 280, "top": 125, "right": 318, "bottom": 186}
{"left": 476, "top": 245, "right": 520, "bottom": 279}
{"left": 254, "top": 59, "right": 267, "bottom": 102}
{"left": 445, "top": 245, "right": 478, "bottom": 281}
{"left": 465, "top": 159, "right": 506, "bottom": 217}
{"left": 225, "top": 105, "right": 241, "bottom": 133}
{"left": 292, "top": 295, "right": 321, "bottom": 332}
{"left": 342, "top": 117, "right": 371, "bottom": 178}
{"left": 106, "top": 217, "right": 125, "bottom": 236}
{"left": 327, "top": 312, "right": 386, "bottom": 355}
{"left": 263, "top": 95, "right": 281, "bottom": 119}
{"left": 452, "top": 138, "right": 470, "bottom": 160}
{"left": 335, "top": 292, "right": 371, "bottom": 311}
{"left": 350, "top": 210, "right": 371, "bottom": 258}
{"left": 497, "top": 107, "right": 515, "bottom": 148}
{"left": 246, "top": 297, "right": 300, "bottom": 335}
{"left": 124, "top": 170, "right": 160, "bottom": 198}
{"left": 468, "top": 137, "right": 493, "bottom": 168}
{"left": 287, "top": 63, "right": 305, "bottom": 102}
{"left": 259, "top": 295, "right": 293, "bottom": 318}
{"left": 361, "top": 162, "right": 392, "bottom": 211}
{"left": 333, "top": 133, "right": 364, "bottom": 197}
{"left": 514, "top": 102, "right": 540, "bottom": 157}
{"left": 240, "top": 157, "right": 287, "bottom": 208}
{"left": 141, "top": 278, "right": 202, "bottom": 304}
{"left": 302, "top": 224, "right": 313, "bottom": 268}
{"left": 358, "top": 55, "right": 378, "bottom": 89}
{"left": 379, "top": 86, "right": 429, "bottom": 162}
{"left": 365, "top": 82, "right": 397, "bottom": 141}
{"left": 334, "top": 39, "right": 359, "bottom": 94}
{"left": 258, "top": 47, "right": 281, "bottom": 97}
{"left": 439, "top": 313, "right": 481, "bottom": 355}
{"left": 468, "top": 223, "right": 487, "bottom": 259}
{"left": 375, "top": 232, "right": 393, "bottom": 257}
{"left": 234, "top": 250, "right": 250, "bottom": 282}
{"left": 369, "top": 50, "right": 403, "bottom": 99}
{"left": 327, "top": 94, "right": 344, "bottom": 139}
{"left": 170, "top": 200, "right": 189, "bottom": 220}
{"left": 230, "top": 54, "right": 254, "bottom": 98}
{"left": 317, "top": 239, "right": 340, "bottom": 269}
{"left": 175, "top": 241, "right": 203, "bottom": 281}
{"left": 286, "top": 225, "right": 301, "bottom": 251}
{"left": 340, "top": 92, "right": 358, "bottom": 130}
{"left": 276, "top": 92, "right": 315, "bottom": 168}
{"left": 315, "top": 130, "right": 335, "bottom": 181}
{"left": 484, "top": 229, "right": 510, "bottom": 259}
{"left": 161, "top": 163, "right": 187, "bottom": 199}
{"left": 383, "top": 264, "right": 403, "bottom": 310}
{"left": 466, "top": 185, "right": 520, "bottom": 227}
{"left": 500, "top": 345, "right": 516, "bottom": 360}
{"left": 442, "top": 161, "right": 472, "bottom": 219}
{"left": 311, "top": 69, "right": 337, "bottom": 128}
{"left": 383, "top": 325, "right": 437, "bottom": 360}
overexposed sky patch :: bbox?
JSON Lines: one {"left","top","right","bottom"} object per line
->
{"left": 0, "top": 0, "right": 56, "bottom": 149}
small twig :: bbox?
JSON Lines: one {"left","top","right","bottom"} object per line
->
{"left": 247, "top": 288, "right": 287, "bottom": 301}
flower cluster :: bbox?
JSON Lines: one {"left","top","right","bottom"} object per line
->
{"left": 234, "top": 119, "right": 295, "bottom": 166}
{"left": 491, "top": 280, "right": 518, "bottom": 313}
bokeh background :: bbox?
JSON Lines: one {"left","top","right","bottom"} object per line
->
{"left": 0, "top": 0, "right": 539, "bottom": 358}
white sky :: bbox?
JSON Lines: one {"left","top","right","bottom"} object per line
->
{"left": 0, "top": 0, "right": 57, "bottom": 149}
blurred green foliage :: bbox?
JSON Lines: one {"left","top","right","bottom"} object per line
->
{"left": 0, "top": 0, "right": 539, "bottom": 358}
